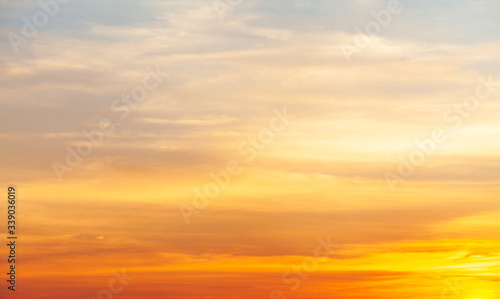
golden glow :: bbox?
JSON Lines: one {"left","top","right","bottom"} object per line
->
{"left": 1, "top": 0, "right": 499, "bottom": 298}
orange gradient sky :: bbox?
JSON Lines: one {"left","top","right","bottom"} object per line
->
{"left": 1, "top": 0, "right": 500, "bottom": 298}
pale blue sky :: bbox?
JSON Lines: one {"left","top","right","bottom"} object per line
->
{"left": 1, "top": 0, "right": 499, "bottom": 182}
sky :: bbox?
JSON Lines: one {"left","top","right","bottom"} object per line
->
{"left": 1, "top": 0, "right": 500, "bottom": 298}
